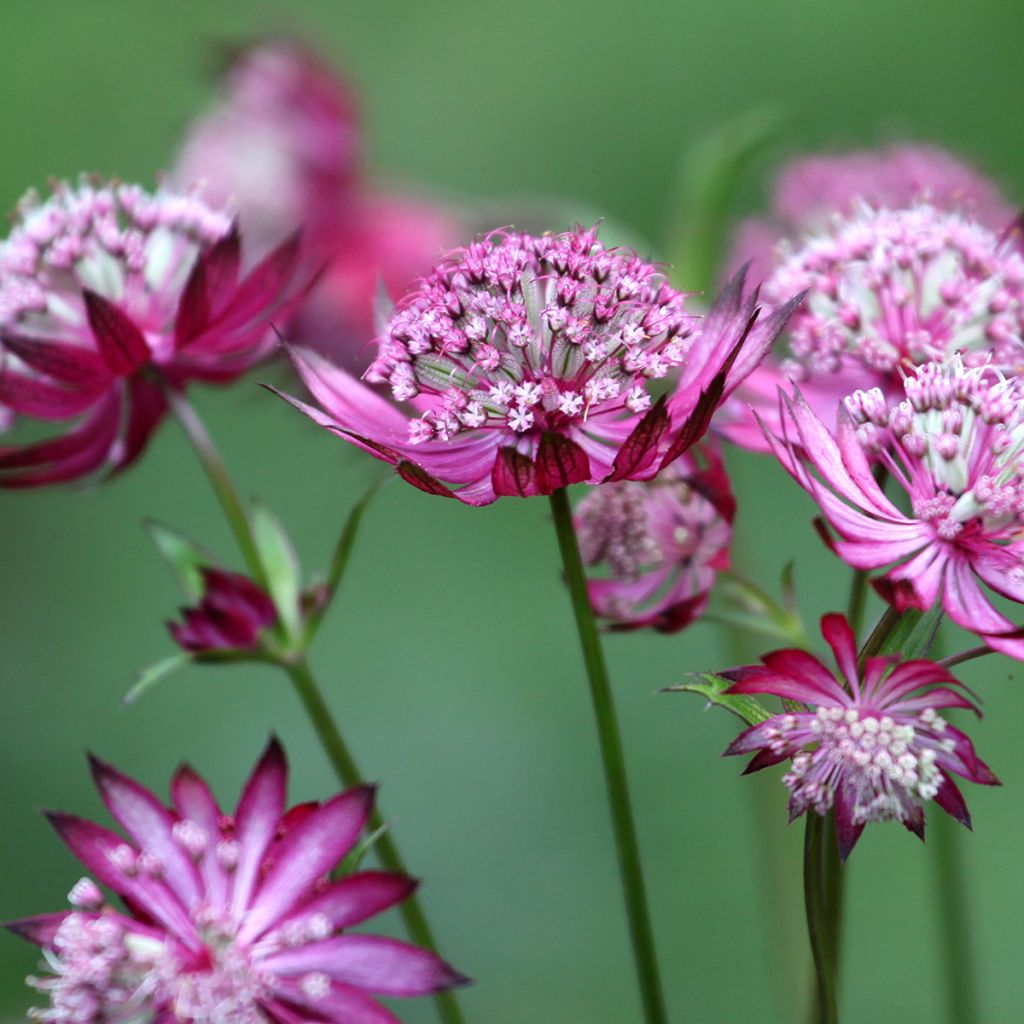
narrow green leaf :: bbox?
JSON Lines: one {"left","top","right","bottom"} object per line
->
{"left": 665, "top": 672, "right": 774, "bottom": 726}
{"left": 667, "top": 106, "right": 786, "bottom": 294}
{"left": 124, "top": 653, "right": 191, "bottom": 706}
{"left": 144, "top": 520, "right": 217, "bottom": 599}
{"left": 251, "top": 502, "right": 302, "bottom": 641}
{"left": 875, "top": 603, "right": 944, "bottom": 659}
{"left": 335, "top": 818, "right": 393, "bottom": 879}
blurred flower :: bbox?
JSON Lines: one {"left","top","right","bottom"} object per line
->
{"left": 574, "top": 444, "right": 733, "bottom": 631}
{"left": 7, "top": 739, "right": 467, "bottom": 1023}
{"left": 723, "top": 613, "right": 998, "bottom": 859}
{"left": 275, "top": 225, "right": 799, "bottom": 505}
{"left": 172, "top": 39, "right": 460, "bottom": 368}
{"left": 720, "top": 202, "right": 1024, "bottom": 451}
{"left": 768, "top": 358, "right": 1024, "bottom": 658}
{"left": 169, "top": 567, "right": 278, "bottom": 653}
{"left": 727, "top": 143, "right": 1015, "bottom": 285}
{"left": 0, "top": 178, "right": 308, "bottom": 487}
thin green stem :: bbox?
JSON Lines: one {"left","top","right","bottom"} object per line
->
{"left": 284, "top": 658, "right": 467, "bottom": 1024}
{"left": 845, "top": 570, "right": 869, "bottom": 637}
{"left": 804, "top": 814, "right": 837, "bottom": 1024}
{"left": 548, "top": 488, "right": 669, "bottom": 1024}
{"left": 165, "top": 387, "right": 267, "bottom": 588}
{"left": 168, "top": 387, "right": 466, "bottom": 1024}
{"left": 820, "top": 812, "right": 844, "bottom": 992}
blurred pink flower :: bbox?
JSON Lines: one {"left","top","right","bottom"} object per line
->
{"left": 727, "top": 143, "right": 1015, "bottom": 284}
{"left": 7, "top": 740, "right": 467, "bottom": 1023}
{"left": 0, "top": 178, "right": 308, "bottom": 487}
{"left": 169, "top": 568, "right": 278, "bottom": 653}
{"left": 172, "top": 39, "right": 460, "bottom": 368}
{"left": 767, "top": 359, "right": 1024, "bottom": 658}
{"left": 720, "top": 202, "right": 1024, "bottom": 451}
{"left": 574, "top": 444, "right": 733, "bottom": 631}
{"left": 723, "top": 613, "right": 998, "bottom": 859}
{"left": 274, "top": 226, "right": 800, "bottom": 505}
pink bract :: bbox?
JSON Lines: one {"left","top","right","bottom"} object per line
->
{"left": 766, "top": 359, "right": 1024, "bottom": 659}
{"left": 273, "top": 225, "right": 800, "bottom": 505}
{"left": 720, "top": 202, "right": 1024, "bottom": 451}
{"left": 0, "top": 178, "right": 309, "bottom": 487}
{"left": 6, "top": 740, "right": 467, "bottom": 1023}
{"left": 574, "top": 443, "right": 734, "bottom": 631}
{"left": 723, "top": 613, "right": 998, "bottom": 859}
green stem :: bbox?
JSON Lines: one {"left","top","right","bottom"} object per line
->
{"left": 845, "top": 570, "right": 869, "bottom": 637}
{"left": 820, "top": 812, "right": 844, "bottom": 993}
{"left": 548, "top": 488, "right": 669, "bottom": 1024}
{"left": 284, "top": 658, "right": 467, "bottom": 1024}
{"left": 165, "top": 387, "right": 268, "bottom": 589}
{"left": 169, "top": 387, "right": 466, "bottom": 1024}
{"left": 804, "top": 814, "right": 837, "bottom": 1024}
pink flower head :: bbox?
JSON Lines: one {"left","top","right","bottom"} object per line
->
{"left": 723, "top": 613, "right": 998, "bottom": 859}
{"left": 574, "top": 443, "right": 734, "bottom": 631}
{"left": 276, "top": 226, "right": 800, "bottom": 505}
{"left": 721, "top": 202, "right": 1024, "bottom": 451}
{"left": 169, "top": 569, "right": 278, "bottom": 654}
{"left": 728, "top": 143, "right": 1015, "bottom": 285}
{"left": 767, "top": 358, "right": 1024, "bottom": 658}
{"left": 173, "top": 39, "right": 361, "bottom": 255}
{"left": 7, "top": 740, "right": 467, "bottom": 1023}
{"left": 0, "top": 178, "right": 309, "bottom": 487}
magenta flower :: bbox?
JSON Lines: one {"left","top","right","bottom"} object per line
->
{"left": 720, "top": 202, "right": 1024, "bottom": 451}
{"left": 723, "top": 613, "right": 998, "bottom": 858}
{"left": 727, "top": 143, "right": 1014, "bottom": 285}
{"left": 574, "top": 444, "right": 733, "bottom": 631}
{"left": 0, "top": 178, "right": 308, "bottom": 487}
{"left": 7, "top": 740, "right": 467, "bottom": 1023}
{"left": 173, "top": 39, "right": 460, "bottom": 367}
{"left": 169, "top": 568, "right": 278, "bottom": 654}
{"left": 767, "top": 358, "right": 1024, "bottom": 658}
{"left": 275, "top": 226, "right": 799, "bottom": 505}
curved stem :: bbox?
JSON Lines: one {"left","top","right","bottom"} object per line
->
{"left": 285, "top": 658, "right": 467, "bottom": 1024}
{"left": 804, "top": 814, "right": 837, "bottom": 1024}
{"left": 548, "top": 488, "right": 669, "bottom": 1024}
{"left": 165, "top": 387, "right": 268, "bottom": 588}
{"left": 168, "top": 388, "right": 466, "bottom": 1024}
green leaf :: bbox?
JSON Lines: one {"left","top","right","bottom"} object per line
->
{"left": 124, "top": 653, "right": 192, "bottom": 705}
{"left": 251, "top": 502, "right": 302, "bottom": 642}
{"left": 666, "top": 106, "right": 786, "bottom": 294}
{"left": 874, "top": 603, "right": 945, "bottom": 660}
{"left": 144, "top": 520, "right": 217, "bottom": 599}
{"left": 664, "top": 672, "right": 774, "bottom": 727}
{"left": 335, "top": 818, "right": 392, "bottom": 878}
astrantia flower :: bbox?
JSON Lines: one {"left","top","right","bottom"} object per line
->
{"left": 169, "top": 568, "right": 278, "bottom": 653}
{"left": 7, "top": 740, "right": 467, "bottom": 1023}
{"left": 768, "top": 358, "right": 1024, "bottom": 658}
{"left": 173, "top": 39, "right": 459, "bottom": 366}
{"left": 723, "top": 613, "right": 998, "bottom": 858}
{"left": 574, "top": 443, "right": 733, "bottom": 631}
{"left": 727, "top": 143, "right": 1014, "bottom": 285}
{"left": 0, "top": 178, "right": 308, "bottom": 486}
{"left": 276, "top": 226, "right": 799, "bottom": 505}
{"left": 721, "top": 202, "right": 1024, "bottom": 450}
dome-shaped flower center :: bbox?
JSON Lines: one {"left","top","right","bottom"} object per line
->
{"left": 0, "top": 179, "right": 231, "bottom": 358}
{"left": 764, "top": 204, "right": 1024, "bottom": 382}
{"left": 364, "top": 228, "right": 696, "bottom": 445}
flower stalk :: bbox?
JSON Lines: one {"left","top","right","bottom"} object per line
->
{"left": 549, "top": 487, "right": 669, "bottom": 1024}
{"left": 168, "top": 387, "right": 467, "bottom": 1024}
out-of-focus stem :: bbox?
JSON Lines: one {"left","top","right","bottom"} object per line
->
{"left": 804, "top": 814, "right": 837, "bottom": 1024}
{"left": 549, "top": 488, "right": 669, "bottom": 1024}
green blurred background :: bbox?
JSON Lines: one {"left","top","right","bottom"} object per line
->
{"left": 2, "top": 1, "right": 1023, "bottom": 1021}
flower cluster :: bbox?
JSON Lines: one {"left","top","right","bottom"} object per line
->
{"left": 723, "top": 614, "right": 998, "bottom": 858}
{"left": 768, "top": 359, "right": 1024, "bottom": 657}
{"left": 0, "top": 178, "right": 308, "bottom": 486}
{"left": 278, "top": 225, "right": 800, "bottom": 503}
{"left": 8, "top": 741, "right": 466, "bottom": 1023}
{"left": 574, "top": 444, "right": 733, "bottom": 631}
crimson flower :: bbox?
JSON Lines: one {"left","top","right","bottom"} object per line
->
{"left": 7, "top": 739, "right": 467, "bottom": 1023}
{"left": 0, "top": 178, "right": 308, "bottom": 486}
{"left": 169, "top": 569, "right": 278, "bottom": 654}
{"left": 275, "top": 225, "right": 799, "bottom": 505}
{"left": 574, "top": 443, "right": 733, "bottom": 631}
{"left": 723, "top": 614, "right": 998, "bottom": 858}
